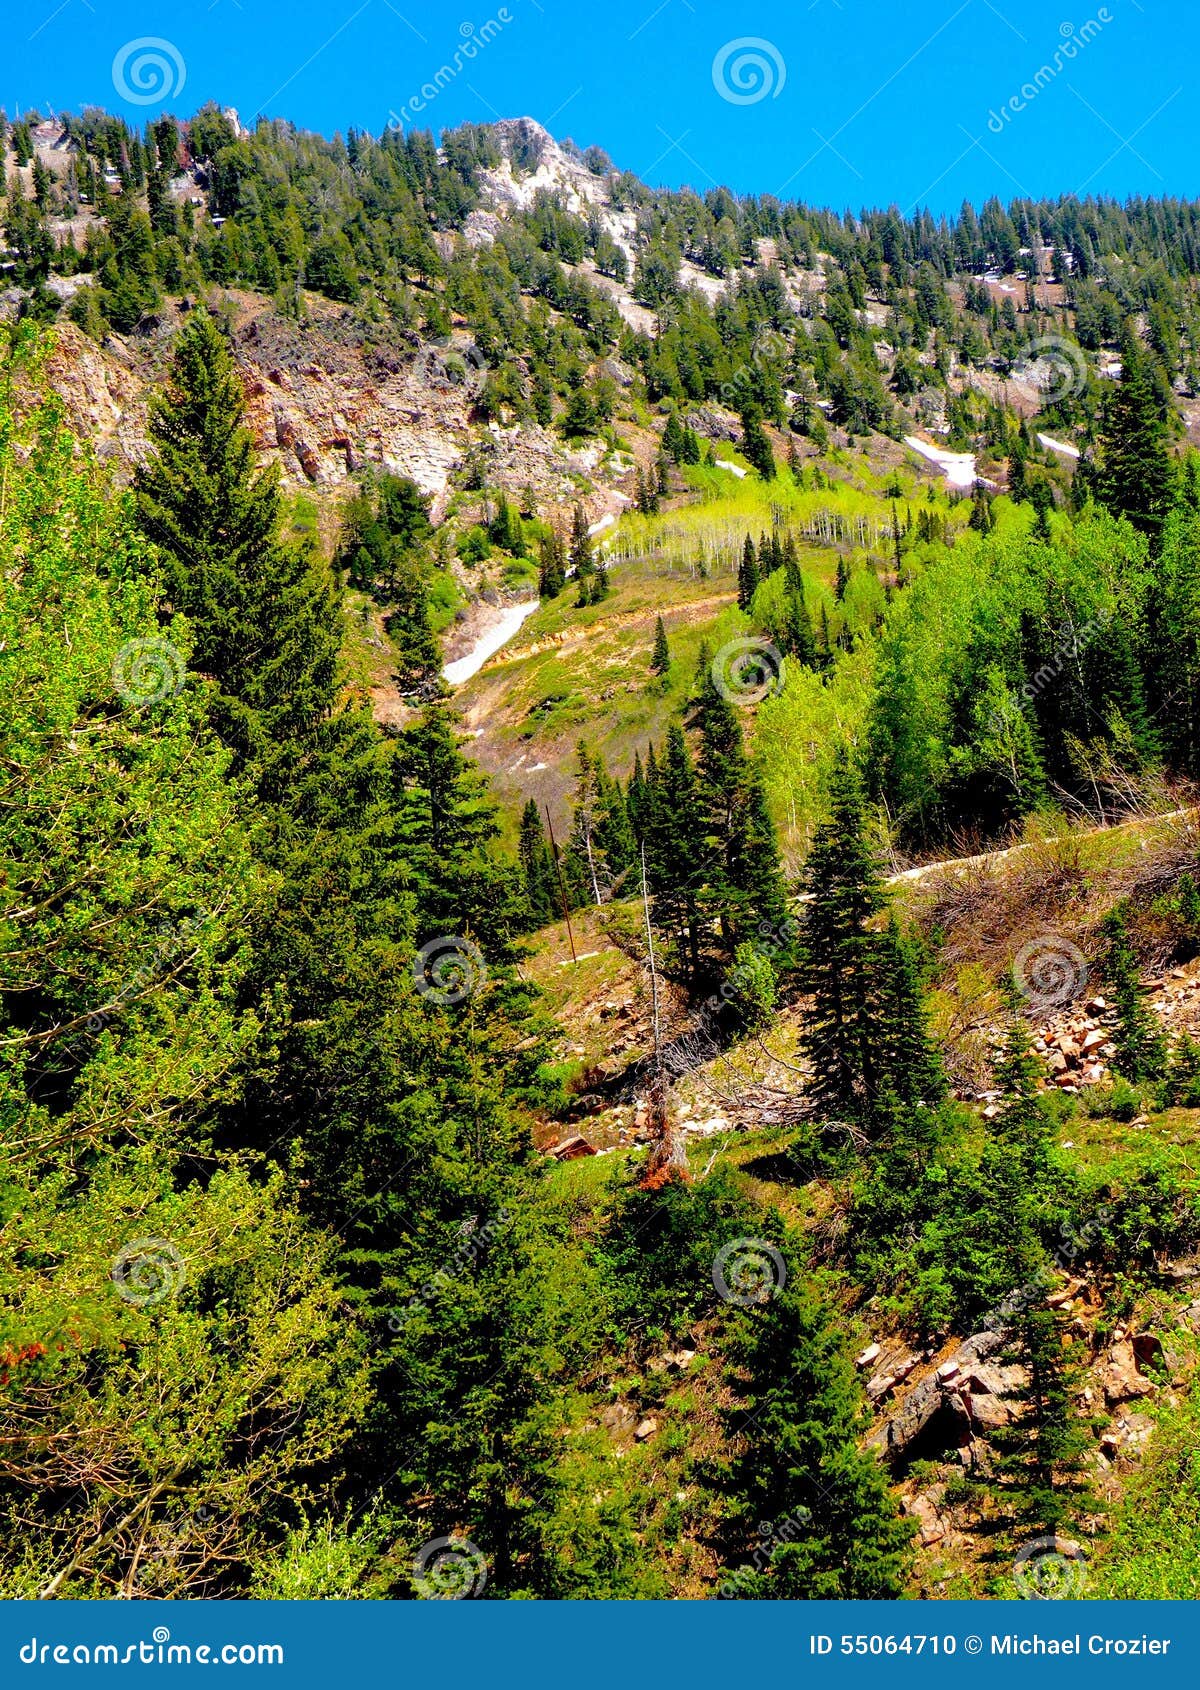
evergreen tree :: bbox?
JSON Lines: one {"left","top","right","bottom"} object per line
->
{"left": 740, "top": 406, "right": 776, "bottom": 480}
{"left": 737, "top": 534, "right": 759, "bottom": 611}
{"left": 1094, "top": 328, "right": 1175, "bottom": 543}
{"left": 875, "top": 914, "right": 947, "bottom": 1108}
{"left": 662, "top": 407, "right": 687, "bottom": 463}
{"left": 1102, "top": 904, "right": 1167, "bottom": 1080}
{"left": 518, "top": 798, "right": 557, "bottom": 928}
{"left": 781, "top": 551, "right": 816, "bottom": 666}
{"left": 569, "top": 503, "right": 593, "bottom": 578}
{"left": 390, "top": 554, "right": 444, "bottom": 698}
{"left": 722, "top": 1273, "right": 913, "bottom": 1597}
{"left": 990, "top": 1292, "right": 1091, "bottom": 1539}
{"left": 690, "top": 665, "right": 789, "bottom": 948}
{"left": 134, "top": 309, "right": 344, "bottom": 785}
{"left": 645, "top": 723, "right": 707, "bottom": 978}
{"left": 798, "top": 761, "right": 893, "bottom": 1126}
{"left": 650, "top": 614, "right": 671, "bottom": 677}
{"left": 538, "top": 527, "right": 567, "bottom": 597}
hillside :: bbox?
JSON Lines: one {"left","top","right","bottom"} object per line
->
{"left": 3, "top": 97, "right": 1200, "bottom": 1604}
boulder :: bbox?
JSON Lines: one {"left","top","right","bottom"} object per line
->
{"left": 1098, "top": 1340, "right": 1155, "bottom": 1406}
{"left": 906, "top": 1492, "right": 946, "bottom": 1547}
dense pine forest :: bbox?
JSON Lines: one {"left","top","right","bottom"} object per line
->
{"left": 3, "top": 102, "right": 1200, "bottom": 1601}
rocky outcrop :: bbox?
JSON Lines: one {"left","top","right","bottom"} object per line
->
{"left": 866, "top": 1326, "right": 1025, "bottom": 1460}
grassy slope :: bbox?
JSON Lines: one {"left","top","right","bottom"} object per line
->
{"left": 454, "top": 450, "right": 967, "bottom": 835}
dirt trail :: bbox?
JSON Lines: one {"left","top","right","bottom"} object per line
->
{"left": 468, "top": 590, "right": 739, "bottom": 673}
{"left": 880, "top": 804, "right": 1199, "bottom": 894}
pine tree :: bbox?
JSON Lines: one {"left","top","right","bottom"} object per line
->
{"left": 723, "top": 1273, "right": 913, "bottom": 1597}
{"left": 781, "top": 551, "right": 816, "bottom": 665}
{"left": 662, "top": 407, "right": 687, "bottom": 463}
{"left": 737, "top": 534, "right": 759, "bottom": 611}
{"left": 994, "top": 1003, "right": 1055, "bottom": 1165}
{"left": 645, "top": 723, "right": 706, "bottom": 978}
{"left": 518, "top": 798, "right": 557, "bottom": 929}
{"left": 691, "top": 666, "right": 789, "bottom": 948}
{"left": 650, "top": 614, "right": 671, "bottom": 677}
{"left": 875, "top": 913, "right": 946, "bottom": 1108}
{"left": 390, "top": 553, "right": 443, "bottom": 698}
{"left": 1102, "top": 904, "right": 1167, "bottom": 1080}
{"left": 990, "top": 1292, "right": 1091, "bottom": 1539}
{"left": 798, "top": 761, "right": 890, "bottom": 1125}
{"left": 1094, "top": 328, "right": 1176, "bottom": 543}
{"left": 569, "top": 503, "right": 593, "bottom": 578}
{"left": 538, "top": 528, "right": 566, "bottom": 597}
{"left": 134, "top": 309, "right": 344, "bottom": 782}
{"left": 740, "top": 407, "right": 776, "bottom": 480}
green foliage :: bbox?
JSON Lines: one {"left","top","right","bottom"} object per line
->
{"left": 719, "top": 1268, "right": 913, "bottom": 1597}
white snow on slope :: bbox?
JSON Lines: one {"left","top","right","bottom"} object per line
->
{"left": 903, "top": 436, "right": 979, "bottom": 489}
{"left": 443, "top": 600, "right": 539, "bottom": 687}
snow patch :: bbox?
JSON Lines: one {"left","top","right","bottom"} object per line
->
{"left": 714, "top": 459, "right": 749, "bottom": 479}
{"left": 1037, "top": 433, "right": 1080, "bottom": 460}
{"left": 443, "top": 599, "right": 539, "bottom": 687}
{"left": 903, "top": 436, "right": 979, "bottom": 489}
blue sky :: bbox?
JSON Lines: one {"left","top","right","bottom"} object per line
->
{"left": 12, "top": 0, "right": 1198, "bottom": 214}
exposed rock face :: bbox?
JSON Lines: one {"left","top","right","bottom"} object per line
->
{"left": 867, "top": 1326, "right": 1018, "bottom": 1460}
{"left": 30, "top": 297, "right": 613, "bottom": 521}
